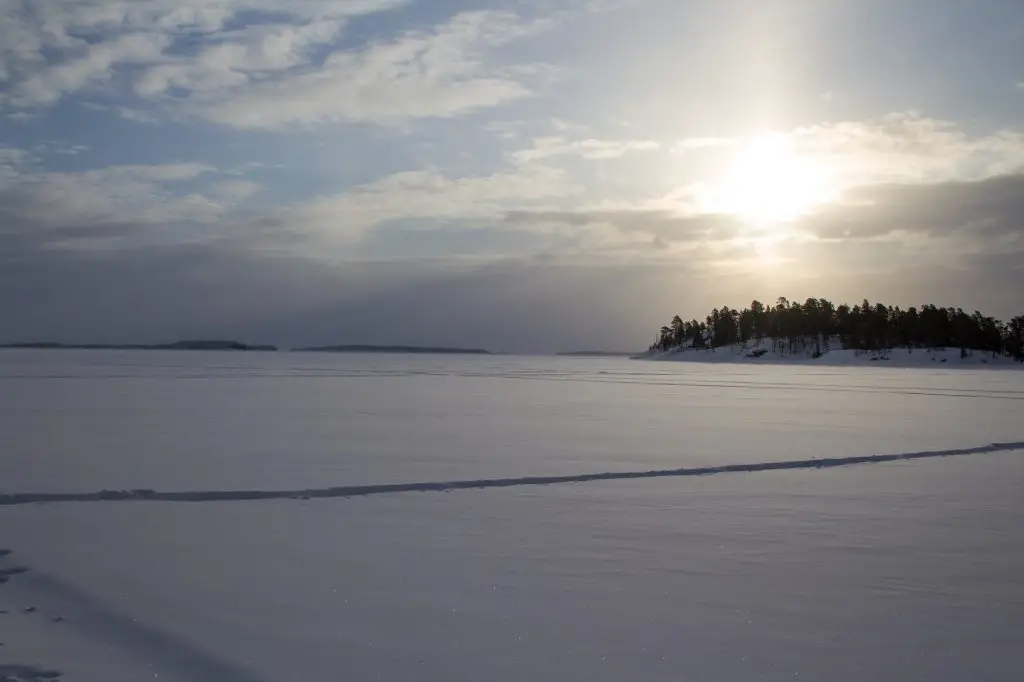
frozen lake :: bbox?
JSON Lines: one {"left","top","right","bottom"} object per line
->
{"left": 2, "top": 350, "right": 1023, "bottom": 681}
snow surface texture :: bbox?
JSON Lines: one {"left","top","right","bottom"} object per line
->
{"left": 640, "top": 337, "right": 1024, "bottom": 367}
{"left": 2, "top": 350, "right": 1024, "bottom": 681}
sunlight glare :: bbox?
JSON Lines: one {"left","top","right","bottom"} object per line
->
{"left": 717, "top": 133, "right": 832, "bottom": 224}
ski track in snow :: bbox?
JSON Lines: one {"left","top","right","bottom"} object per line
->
{"left": 0, "top": 664, "right": 63, "bottom": 682}
{"left": 2, "top": 441, "right": 1022, "bottom": 507}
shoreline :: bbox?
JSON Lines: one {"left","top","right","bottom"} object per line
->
{"left": 635, "top": 344, "right": 1024, "bottom": 369}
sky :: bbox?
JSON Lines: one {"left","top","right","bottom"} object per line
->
{"left": 1, "top": 0, "right": 1023, "bottom": 352}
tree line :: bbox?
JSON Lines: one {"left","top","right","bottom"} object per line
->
{"left": 651, "top": 297, "right": 1024, "bottom": 361}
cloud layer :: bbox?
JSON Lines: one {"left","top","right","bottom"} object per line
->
{"left": 1, "top": 1, "right": 569, "bottom": 128}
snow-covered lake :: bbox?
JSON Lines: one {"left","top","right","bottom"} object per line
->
{"left": 2, "top": 350, "right": 1023, "bottom": 681}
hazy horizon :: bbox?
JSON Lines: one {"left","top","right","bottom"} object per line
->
{"left": 3, "top": 284, "right": 1023, "bottom": 355}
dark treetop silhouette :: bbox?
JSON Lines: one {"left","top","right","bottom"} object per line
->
{"left": 650, "top": 298, "right": 1024, "bottom": 362}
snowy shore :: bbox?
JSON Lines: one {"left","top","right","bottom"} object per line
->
{"left": 635, "top": 339, "right": 1023, "bottom": 368}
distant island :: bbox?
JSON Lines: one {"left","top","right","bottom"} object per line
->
{"left": 557, "top": 351, "right": 635, "bottom": 357}
{"left": 2, "top": 341, "right": 491, "bottom": 355}
{"left": 294, "top": 345, "right": 491, "bottom": 355}
{"left": 643, "top": 297, "right": 1024, "bottom": 366}
{"left": 1, "top": 340, "right": 278, "bottom": 351}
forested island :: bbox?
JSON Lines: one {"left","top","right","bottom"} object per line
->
{"left": 648, "top": 298, "right": 1024, "bottom": 362}
{"left": 1, "top": 340, "right": 278, "bottom": 351}
{"left": 295, "top": 345, "right": 491, "bottom": 355}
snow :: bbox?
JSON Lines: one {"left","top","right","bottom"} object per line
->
{"left": 2, "top": 349, "right": 1024, "bottom": 681}
{"left": 4, "top": 440, "right": 1024, "bottom": 506}
{"left": 639, "top": 337, "right": 1024, "bottom": 367}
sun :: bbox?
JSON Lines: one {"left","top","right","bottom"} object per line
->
{"left": 716, "top": 133, "right": 831, "bottom": 224}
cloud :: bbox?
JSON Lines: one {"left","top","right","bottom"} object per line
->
{"left": 133, "top": 17, "right": 349, "bottom": 98}
{"left": 803, "top": 173, "right": 1024, "bottom": 244}
{"left": 498, "top": 169, "right": 1024, "bottom": 272}
{"left": 0, "top": 1, "right": 406, "bottom": 106}
{"left": 669, "top": 113, "right": 1024, "bottom": 191}
{"left": 208, "top": 179, "right": 263, "bottom": 203}
{"left": 511, "top": 136, "right": 660, "bottom": 163}
{"left": 6, "top": 142, "right": 1022, "bottom": 271}
{"left": 0, "top": 146, "right": 31, "bottom": 174}
{"left": 298, "top": 164, "right": 580, "bottom": 239}
{"left": 791, "top": 112, "right": 1024, "bottom": 184}
{"left": 498, "top": 208, "right": 752, "bottom": 261}
{"left": 503, "top": 208, "right": 742, "bottom": 245}
{"left": 54, "top": 144, "right": 91, "bottom": 156}
{"left": 0, "top": 1, "right": 570, "bottom": 128}
{"left": 0, "top": 149, "right": 584, "bottom": 255}
{"left": 0, "top": 156, "right": 254, "bottom": 247}
{"left": 82, "top": 101, "right": 163, "bottom": 124}
{"left": 194, "top": 10, "right": 543, "bottom": 128}
{"left": 10, "top": 33, "right": 170, "bottom": 106}
{"left": 671, "top": 137, "right": 734, "bottom": 154}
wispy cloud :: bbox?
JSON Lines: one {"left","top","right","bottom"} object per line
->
{"left": 9, "top": 33, "right": 170, "bottom": 107}
{"left": 790, "top": 112, "right": 1024, "bottom": 184}
{"left": 299, "top": 164, "right": 579, "bottom": 240}
{"left": 670, "top": 113, "right": 1024, "bottom": 189}
{"left": 0, "top": 156, "right": 248, "bottom": 240}
{"left": 0, "top": 1, "right": 579, "bottom": 128}
{"left": 511, "top": 136, "right": 659, "bottom": 163}
{"left": 195, "top": 10, "right": 543, "bottom": 129}
{"left": 0, "top": 1, "right": 408, "bottom": 111}
{"left": 671, "top": 137, "right": 734, "bottom": 154}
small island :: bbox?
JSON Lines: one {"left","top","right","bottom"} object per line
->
{"left": 294, "top": 344, "right": 490, "bottom": 355}
{"left": 641, "top": 297, "right": 1024, "bottom": 366}
{"left": 1, "top": 340, "right": 278, "bottom": 351}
